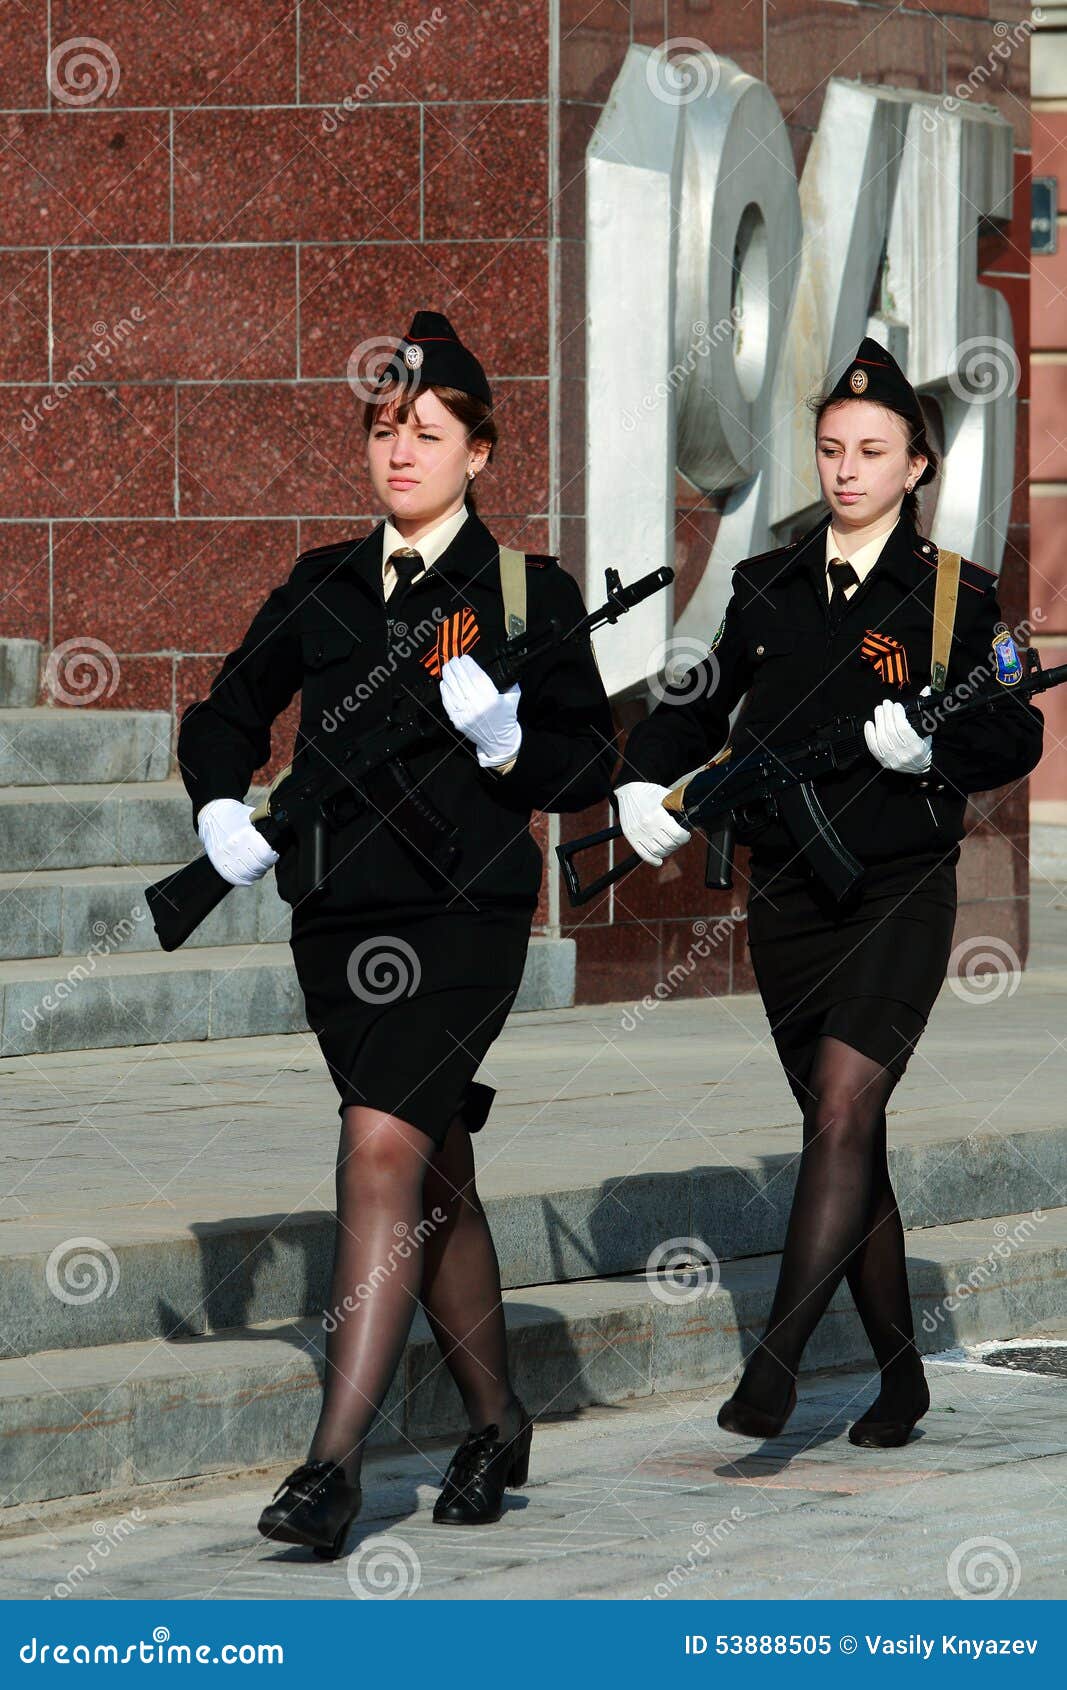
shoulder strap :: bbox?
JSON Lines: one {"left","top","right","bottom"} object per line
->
{"left": 498, "top": 546, "right": 527, "bottom": 638}
{"left": 930, "top": 547, "right": 962, "bottom": 693}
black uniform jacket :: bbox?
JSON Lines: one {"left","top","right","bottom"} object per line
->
{"left": 616, "top": 509, "right": 1044, "bottom": 867}
{"left": 177, "top": 511, "right": 616, "bottom": 919}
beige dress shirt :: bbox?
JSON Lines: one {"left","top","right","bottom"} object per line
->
{"left": 381, "top": 503, "right": 469, "bottom": 600}
{"left": 823, "top": 518, "right": 897, "bottom": 599}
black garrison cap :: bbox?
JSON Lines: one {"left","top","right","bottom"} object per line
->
{"left": 824, "top": 336, "right": 934, "bottom": 484}
{"left": 374, "top": 310, "right": 492, "bottom": 405}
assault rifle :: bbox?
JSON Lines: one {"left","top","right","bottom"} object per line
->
{"left": 147, "top": 566, "right": 673, "bottom": 951}
{"left": 557, "top": 647, "right": 1066, "bottom": 908}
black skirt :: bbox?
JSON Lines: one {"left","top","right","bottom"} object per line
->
{"left": 745, "top": 848, "right": 959, "bottom": 1107}
{"left": 288, "top": 903, "right": 532, "bottom": 1146}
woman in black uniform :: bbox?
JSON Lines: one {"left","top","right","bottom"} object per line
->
{"left": 615, "top": 338, "right": 1043, "bottom": 1448}
{"left": 178, "top": 312, "right": 615, "bottom": 1555}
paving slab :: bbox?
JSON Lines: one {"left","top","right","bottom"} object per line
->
{"left": 1, "top": 1352, "right": 1064, "bottom": 1600}
{"left": 5, "top": 964, "right": 1067, "bottom": 1225}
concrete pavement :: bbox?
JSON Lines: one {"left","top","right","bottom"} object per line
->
{"left": 1, "top": 1355, "right": 1064, "bottom": 1601}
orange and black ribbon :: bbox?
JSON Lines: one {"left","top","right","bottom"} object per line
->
{"left": 859, "top": 629, "right": 909, "bottom": 688}
{"left": 421, "top": 606, "right": 480, "bottom": 678}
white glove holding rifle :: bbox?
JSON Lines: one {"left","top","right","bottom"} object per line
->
{"left": 439, "top": 652, "right": 523, "bottom": 769}
{"left": 615, "top": 780, "right": 691, "bottom": 866}
{"left": 863, "top": 686, "right": 934, "bottom": 775}
{"left": 197, "top": 797, "right": 279, "bottom": 886}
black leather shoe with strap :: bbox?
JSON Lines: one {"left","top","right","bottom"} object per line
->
{"left": 432, "top": 1408, "right": 533, "bottom": 1525}
{"left": 257, "top": 1459, "right": 362, "bottom": 1559}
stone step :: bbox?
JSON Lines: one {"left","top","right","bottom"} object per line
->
{"left": 0, "top": 940, "right": 306, "bottom": 1057}
{"left": 0, "top": 708, "right": 171, "bottom": 786}
{"left": 0, "top": 936, "right": 576, "bottom": 1058}
{"left": 0, "top": 638, "right": 41, "bottom": 708}
{"left": 5, "top": 1115, "right": 1062, "bottom": 1357}
{"left": 0, "top": 864, "right": 290, "bottom": 960}
{"left": 1030, "top": 825, "right": 1067, "bottom": 885}
{"left": 0, "top": 779, "right": 215, "bottom": 873}
{"left": 2, "top": 1204, "right": 1061, "bottom": 1507}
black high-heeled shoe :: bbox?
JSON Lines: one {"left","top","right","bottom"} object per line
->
{"left": 432, "top": 1407, "right": 533, "bottom": 1525}
{"left": 717, "top": 1378, "right": 798, "bottom": 1439}
{"left": 257, "top": 1459, "right": 362, "bottom": 1559}
{"left": 848, "top": 1372, "right": 930, "bottom": 1448}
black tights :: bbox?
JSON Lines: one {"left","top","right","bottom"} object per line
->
{"left": 735, "top": 1035, "right": 926, "bottom": 1422}
{"left": 307, "top": 1104, "right": 523, "bottom": 1485}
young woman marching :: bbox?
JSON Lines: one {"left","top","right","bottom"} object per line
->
{"left": 178, "top": 312, "right": 615, "bottom": 1554}
{"left": 614, "top": 337, "right": 1043, "bottom": 1447}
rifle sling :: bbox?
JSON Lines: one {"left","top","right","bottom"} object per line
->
{"left": 499, "top": 545, "right": 527, "bottom": 638}
{"left": 930, "top": 546, "right": 962, "bottom": 693}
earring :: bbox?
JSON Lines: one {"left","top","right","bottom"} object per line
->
{"left": 467, "top": 467, "right": 476, "bottom": 480}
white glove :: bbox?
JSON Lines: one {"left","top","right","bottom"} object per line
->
{"left": 197, "top": 797, "right": 279, "bottom": 886}
{"left": 863, "top": 687, "right": 933, "bottom": 775}
{"left": 615, "top": 781, "right": 691, "bottom": 866}
{"left": 439, "top": 652, "right": 523, "bottom": 769}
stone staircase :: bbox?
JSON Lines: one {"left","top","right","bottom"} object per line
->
{"left": 0, "top": 635, "right": 575, "bottom": 1057}
{"left": 2, "top": 1109, "right": 1065, "bottom": 1507}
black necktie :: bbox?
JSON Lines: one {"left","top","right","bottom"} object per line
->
{"left": 389, "top": 546, "right": 424, "bottom": 599}
{"left": 827, "top": 557, "right": 858, "bottom": 627}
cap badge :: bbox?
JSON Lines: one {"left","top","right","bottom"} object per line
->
{"left": 849, "top": 367, "right": 868, "bottom": 394}
{"left": 404, "top": 343, "right": 424, "bottom": 369}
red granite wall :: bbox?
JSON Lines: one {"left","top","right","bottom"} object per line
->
{"left": 1030, "top": 72, "right": 1067, "bottom": 804}
{"left": 0, "top": 0, "right": 556, "bottom": 917}
{"left": 0, "top": 3, "right": 1033, "bottom": 996}
{"left": 557, "top": 0, "right": 1035, "bottom": 1002}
